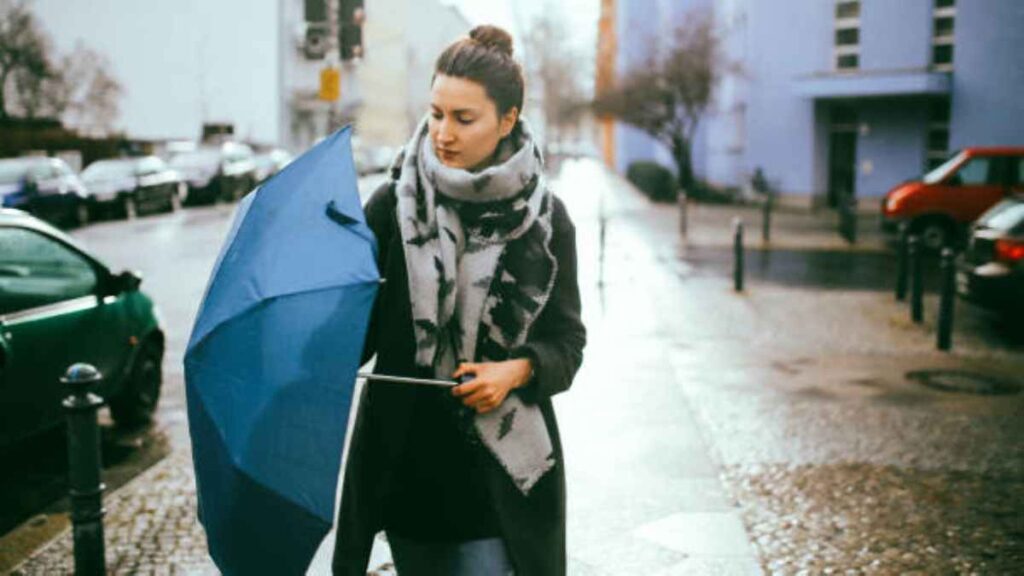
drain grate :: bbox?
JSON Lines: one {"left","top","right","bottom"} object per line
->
{"left": 906, "top": 370, "right": 1022, "bottom": 396}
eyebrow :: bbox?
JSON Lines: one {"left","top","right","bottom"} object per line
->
{"left": 430, "top": 104, "right": 477, "bottom": 115}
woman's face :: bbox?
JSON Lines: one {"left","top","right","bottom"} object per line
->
{"left": 429, "top": 74, "right": 517, "bottom": 171}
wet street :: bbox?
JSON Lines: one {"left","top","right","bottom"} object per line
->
{"left": 6, "top": 159, "right": 1024, "bottom": 574}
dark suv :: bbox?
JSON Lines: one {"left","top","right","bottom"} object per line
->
{"left": 957, "top": 195, "right": 1024, "bottom": 313}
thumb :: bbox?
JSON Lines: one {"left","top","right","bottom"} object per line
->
{"left": 453, "top": 362, "right": 479, "bottom": 379}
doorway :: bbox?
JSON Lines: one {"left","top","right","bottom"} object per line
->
{"left": 827, "top": 106, "right": 858, "bottom": 208}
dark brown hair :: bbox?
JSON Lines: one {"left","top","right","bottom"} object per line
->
{"left": 434, "top": 25, "right": 525, "bottom": 118}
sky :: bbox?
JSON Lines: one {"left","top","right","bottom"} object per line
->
{"left": 26, "top": 0, "right": 599, "bottom": 145}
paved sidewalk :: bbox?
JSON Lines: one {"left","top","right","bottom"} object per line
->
{"left": 14, "top": 159, "right": 1021, "bottom": 574}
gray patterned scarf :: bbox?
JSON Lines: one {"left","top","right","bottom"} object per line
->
{"left": 393, "top": 116, "right": 557, "bottom": 494}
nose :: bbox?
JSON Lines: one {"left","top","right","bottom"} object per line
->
{"left": 436, "top": 119, "right": 456, "bottom": 146}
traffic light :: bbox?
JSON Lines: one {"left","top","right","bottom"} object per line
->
{"left": 338, "top": 0, "right": 365, "bottom": 60}
{"left": 303, "top": 0, "right": 329, "bottom": 60}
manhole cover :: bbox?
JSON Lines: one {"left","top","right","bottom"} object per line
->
{"left": 906, "top": 370, "right": 1021, "bottom": 396}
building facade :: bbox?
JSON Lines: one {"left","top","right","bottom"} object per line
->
{"left": 601, "top": 0, "right": 1024, "bottom": 207}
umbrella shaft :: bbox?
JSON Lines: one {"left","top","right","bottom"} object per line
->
{"left": 357, "top": 372, "right": 456, "bottom": 388}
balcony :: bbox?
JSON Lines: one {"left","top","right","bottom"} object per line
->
{"left": 794, "top": 68, "right": 951, "bottom": 99}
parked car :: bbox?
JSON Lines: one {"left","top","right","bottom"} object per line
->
{"left": 80, "top": 156, "right": 184, "bottom": 219}
{"left": 0, "top": 209, "right": 165, "bottom": 447}
{"left": 957, "top": 195, "right": 1024, "bottom": 314}
{"left": 168, "top": 142, "right": 257, "bottom": 205}
{"left": 881, "top": 147, "right": 1024, "bottom": 250}
{"left": 0, "top": 157, "right": 90, "bottom": 228}
{"left": 253, "top": 148, "right": 293, "bottom": 183}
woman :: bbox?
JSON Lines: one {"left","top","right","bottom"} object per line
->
{"left": 332, "top": 25, "right": 586, "bottom": 576}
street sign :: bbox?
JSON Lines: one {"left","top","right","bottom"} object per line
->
{"left": 319, "top": 66, "right": 340, "bottom": 102}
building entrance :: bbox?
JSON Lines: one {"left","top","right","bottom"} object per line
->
{"left": 827, "top": 106, "right": 858, "bottom": 208}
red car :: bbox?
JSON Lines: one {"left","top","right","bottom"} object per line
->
{"left": 882, "top": 147, "right": 1024, "bottom": 250}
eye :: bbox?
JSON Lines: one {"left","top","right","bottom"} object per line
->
{"left": 430, "top": 111, "right": 443, "bottom": 120}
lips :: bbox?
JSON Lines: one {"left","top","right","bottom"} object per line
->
{"left": 437, "top": 148, "right": 459, "bottom": 161}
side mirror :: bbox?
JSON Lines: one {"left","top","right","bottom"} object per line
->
{"left": 111, "top": 270, "right": 143, "bottom": 294}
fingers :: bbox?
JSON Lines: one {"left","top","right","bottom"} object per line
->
{"left": 451, "top": 379, "right": 482, "bottom": 397}
{"left": 452, "top": 362, "right": 480, "bottom": 379}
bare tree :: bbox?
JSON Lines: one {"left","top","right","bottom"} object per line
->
{"left": 523, "top": 11, "right": 589, "bottom": 146}
{"left": 58, "top": 43, "right": 123, "bottom": 136}
{"left": 0, "top": 0, "right": 51, "bottom": 120}
{"left": 593, "top": 10, "right": 723, "bottom": 193}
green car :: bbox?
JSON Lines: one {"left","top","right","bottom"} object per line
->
{"left": 0, "top": 208, "right": 164, "bottom": 448}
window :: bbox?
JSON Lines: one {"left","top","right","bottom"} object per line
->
{"left": 835, "top": 1, "right": 860, "bottom": 19}
{"left": 933, "top": 44, "right": 953, "bottom": 67}
{"left": 953, "top": 158, "right": 995, "bottom": 186}
{"left": 0, "top": 228, "right": 97, "bottom": 315}
{"left": 925, "top": 99, "right": 951, "bottom": 171}
{"left": 834, "top": 1, "right": 860, "bottom": 71}
{"left": 835, "top": 28, "right": 859, "bottom": 45}
{"left": 932, "top": 0, "right": 955, "bottom": 71}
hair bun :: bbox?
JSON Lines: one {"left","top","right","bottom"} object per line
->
{"left": 469, "top": 25, "right": 514, "bottom": 57}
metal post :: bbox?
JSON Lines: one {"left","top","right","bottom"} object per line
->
{"left": 937, "top": 248, "right": 956, "bottom": 351}
{"left": 761, "top": 191, "right": 772, "bottom": 244}
{"left": 895, "top": 222, "right": 909, "bottom": 301}
{"left": 733, "top": 217, "right": 744, "bottom": 292}
{"left": 909, "top": 236, "right": 924, "bottom": 323}
{"left": 678, "top": 189, "right": 688, "bottom": 239}
{"left": 62, "top": 363, "right": 107, "bottom": 576}
{"left": 598, "top": 183, "right": 608, "bottom": 288}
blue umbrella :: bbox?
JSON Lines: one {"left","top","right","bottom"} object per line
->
{"left": 184, "top": 126, "right": 378, "bottom": 575}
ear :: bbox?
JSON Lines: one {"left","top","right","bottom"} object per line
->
{"left": 498, "top": 107, "right": 519, "bottom": 138}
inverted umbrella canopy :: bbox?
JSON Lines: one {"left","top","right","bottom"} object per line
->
{"left": 184, "top": 126, "right": 378, "bottom": 575}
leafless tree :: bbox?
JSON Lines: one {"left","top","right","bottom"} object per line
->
{"left": 593, "top": 9, "right": 723, "bottom": 192}
{"left": 523, "top": 12, "right": 589, "bottom": 146}
{"left": 58, "top": 43, "right": 123, "bottom": 136}
{"left": 0, "top": 0, "right": 51, "bottom": 120}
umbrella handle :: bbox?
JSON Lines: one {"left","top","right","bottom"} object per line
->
{"left": 357, "top": 372, "right": 457, "bottom": 388}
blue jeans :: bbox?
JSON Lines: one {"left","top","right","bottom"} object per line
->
{"left": 387, "top": 533, "right": 515, "bottom": 576}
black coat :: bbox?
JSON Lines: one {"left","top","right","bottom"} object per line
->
{"left": 332, "top": 181, "right": 586, "bottom": 576}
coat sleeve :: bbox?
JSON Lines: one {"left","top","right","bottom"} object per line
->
{"left": 360, "top": 181, "right": 396, "bottom": 366}
{"left": 513, "top": 196, "right": 586, "bottom": 403}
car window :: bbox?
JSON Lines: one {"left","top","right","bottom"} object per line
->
{"left": 980, "top": 201, "right": 1024, "bottom": 235}
{"left": 136, "top": 157, "right": 164, "bottom": 175}
{"left": 1009, "top": 156, "right": 1024, "bottom": 186}
{"left": 951, "top": 157, "right": 997, "bottom": 186}
{"left": 0, "top": 228, "right": 98, "bottom": 315}
{"left": 52, "top": 160, "right": 72, "bottom": 177}
{"left": 27, "top": 161, "right": 53, "bottom": 181}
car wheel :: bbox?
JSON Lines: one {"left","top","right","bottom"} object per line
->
{"left": 122, "top": 195, "right": 138, "bottom": 220}
{"left": 165, "top": 185, "right": 179, "bottom": 213}
{"left": 109, "top": 339, "right": 163, "bottom": 428}
{"left": 72, "top": 201, "right": 90, "bottom": 228}
{"left": 912, "top": 218, "right": 953, "bottom": 252}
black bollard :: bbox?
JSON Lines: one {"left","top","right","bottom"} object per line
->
{"left": 62, "top": 363, "right": 107, "bottom": 576}
{"left": 678, "top": 189, "right": 688, "bottom": 238}
{"left": 909, "top": 236, "right": 924, "bottom": 323}
{"left": 895, "top": 222, "right": 909, "bottom": 301}
{"left": 733, "top": 217, "right": 745, "bottom": 292}
{"left": 937, "top": 248, "right": 956, "bottom": 351}
{"left": 762, "top": 191, "right": 773, "bottom": 244}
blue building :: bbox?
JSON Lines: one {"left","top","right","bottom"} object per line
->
{"left": 607, "top": 0, "right": 1024, "bottom": 207}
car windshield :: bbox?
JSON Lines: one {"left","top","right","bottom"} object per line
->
{"left": 81, "top": 160, "right": 135, "bottom": 180}
{"left": 169, "top": 150, "right": 221, "bottom": 170}
{"left": 922, "top": 151, "right": 965, "bottom": 185}
{"left": 0, "top": 159, "right": 43, "bottom": 184}
{"left": 979, "top": 199, "right": 1024, "bottom": 235}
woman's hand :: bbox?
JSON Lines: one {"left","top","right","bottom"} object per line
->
{"left": 451, "top": 358, "right": 534, "bottom": 414}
